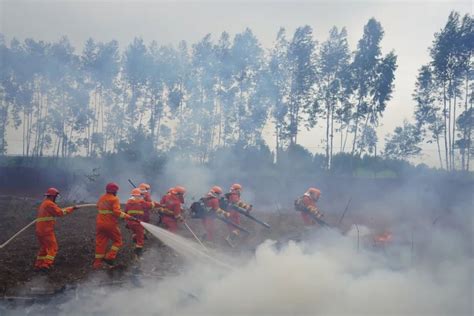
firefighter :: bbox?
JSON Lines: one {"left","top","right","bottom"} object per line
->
{"left": 159, "top": 186, "right": 186, "bottom": 233}
{"left": 138, "top": 183, "right": 153, "bottom": 223}
{"left": 201, "top": 186, "right": 230, "bottom": 241}
{"left": 224, "top": 183, "right": 252, "bottom": 247}
{"left": 125, "top": 188, "right": 153, "bottom": 258}
{"left": 295, "top": 187, "right": 324, "bottom": 226}
{"left": 94, "top": 182, "right": 139, "bottom": 269}
{"left": 34, "top": 188, "right": 77, "bottom": 272}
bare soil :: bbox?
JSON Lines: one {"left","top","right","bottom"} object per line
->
{"left": 0, "top": 195, "right": 327, "bottom": 299}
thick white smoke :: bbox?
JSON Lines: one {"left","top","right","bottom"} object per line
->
{"left": 55, "top": 226, "right": 472, "bottom": 316}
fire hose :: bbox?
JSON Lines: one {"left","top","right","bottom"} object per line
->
{"left": 229, "top": 204, "right": 271, "bottom": 229}
{"left": 183, "top": 221, "right": 208, "bottom": 251}
{"left": 304, "top": 210, "right": 331, "bottom": 229}
{"left": 216, "top": 215, "right": 250, "bottom": 234}
{"left": 0, "top": 204, "right": 96, "bottom": 249}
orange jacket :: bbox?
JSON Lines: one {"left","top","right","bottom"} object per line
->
{"left": 160, "top": 193, "right": 182, "bottom": 217}
{"left": 227, "top": 192, "right": 251, "bottom": 211}
{"left": 36, "top": 199, "right": 73, "bottom": 235}
{"left": 301, "top": 195, "right": 319, "bottom": 214}
{"left": 125, "top": 198, "right": 153, "bottom": 221}
{"left": 96, "top": 193, "right": 130, "bottom": 225}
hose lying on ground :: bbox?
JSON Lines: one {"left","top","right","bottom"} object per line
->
{"left": 0, "top": 204, "right": 96, "bottom": 249}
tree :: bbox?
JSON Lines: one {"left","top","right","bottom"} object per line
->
{"left": 350, "top": 18, "right": 397, "bottom": 156}
{"left": 413, "top": 65, "right": 445, "bottom": 168}
{"left": 384, "top": 121, "right": 422, "bottom": 160}
{"left": 268, "top": 28, "right": 291, "bottom": 160}
{"left": 357, "top": 125, "right": 378, "bottom": 156}
{"left": 287, "top": 25, "right": 317, "bottom": 145}
{"left": 315, "top": 26, "right": 350, "bottom": 168}
{"left": 456, "top": 107, "right": 473, "bottom": 171}
{"left": 230, "top": 28, "right": 265, "bottom": 145}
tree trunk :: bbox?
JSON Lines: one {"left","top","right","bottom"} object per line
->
{"left": 442, "top": 84, "right": 449, "bottom": 170}
{"left": 436, "top": 133, "right": 443, "bottom": 169}
{"left": 462, "top": 74, "right": 469, "bottom": 170}
{"left": 452, "top": 91, "right": 456, "bottom": 170}
{"left": 467, "top": 95, "right": 472, "bottom": 172}
{"left": 325, "top": 99, "right": 330, "bottom": 169}
{"left": 330, "top": 104, "right": 335, "bottom": 169}
{"left": 351, "top": 98, "right": 362, "bottom": 156}
{"left": 275, "top": 121, "right": 280, "bottom": 163}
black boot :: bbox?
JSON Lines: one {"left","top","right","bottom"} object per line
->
{"left": 134, "top": 247, "right": 143, "bottom": 258}
{"left": 103, "top": 258, "right": 115, "bottom": 267}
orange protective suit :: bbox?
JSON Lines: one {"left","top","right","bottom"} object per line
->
{"left": 225, "top": 192, "right": 252, "bottom": 235}
{"left": 93, "top": 193, "right": 131, "bottom": 269}
{"left": 202, "top": 196, "right": 221, "bottom": 241}
{"left": 160, "top": 193, "right": 182, "bottom": 233}
{"left": 34, "top": 199, "right": 74, "bottom": 269}
{"left": 299, "top": 195, "right": 319, "bottom": 225}
{"left": 125, "top": 198, "right": 153, "bottom": 249}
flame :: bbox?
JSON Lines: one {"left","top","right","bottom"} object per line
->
{"left": 374, "top": 231, "right": 392, "bottom": 243}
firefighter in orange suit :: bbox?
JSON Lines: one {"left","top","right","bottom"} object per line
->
{"left": 159, "top": 186, "right": 186, "bottom": 233}
{"left": 202, "top": 186, "right": 230, "bottom": 241}
{"left": 295, "top": 188, "right": 324, "bottom": 225}
{"left": 94, "top": 182, "right": 139, "bottom": 269}
{"left": 125, "top": 188, "right": 154, "bottom": 257}
{"left": 34, "top": 188, "right": 77, "bottom": 272}
{"left": 224, "top": 183, "right": 252, "bottom": 247}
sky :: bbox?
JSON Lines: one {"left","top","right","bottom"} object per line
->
{"left": 0, "top": 0, "right": 472, "bottom": 165}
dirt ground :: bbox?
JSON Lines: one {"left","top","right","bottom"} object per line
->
{"left": 0, "top": 195, "right": 328, "bottom": 300}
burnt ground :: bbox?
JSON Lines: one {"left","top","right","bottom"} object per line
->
{"left": 0, "top": 195, "right": 338, "bottom": 301}
{"left": 0, "top": 196, "right": 181, "bottom": 298}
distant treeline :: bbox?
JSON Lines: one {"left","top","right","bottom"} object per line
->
{"left": 0, "top": 12, "right": 472, "bottom": 171}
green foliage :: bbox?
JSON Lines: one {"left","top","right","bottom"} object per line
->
{"left": 384, "top": 121, "right": 422, "bottom": 159}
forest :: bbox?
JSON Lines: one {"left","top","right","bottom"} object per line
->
{"left": 0, "top": 12, "right": 472, "bottom": 172}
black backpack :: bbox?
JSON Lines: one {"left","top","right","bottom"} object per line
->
{"left": 190, "top": 199, "right": 208, "bottom": 219}
{"left": 294, "top": 196, "right": 306, "bottom": 212}
{"left": 219, "top": 193, "right": 230, "bottom": 210}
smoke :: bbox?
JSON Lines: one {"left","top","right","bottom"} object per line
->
{"left": 50, "top": 224, "right": 472, "bottom": 316}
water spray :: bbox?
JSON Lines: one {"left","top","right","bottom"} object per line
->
{"left": 140, "top": 222, "right": 233, "bottom": 270}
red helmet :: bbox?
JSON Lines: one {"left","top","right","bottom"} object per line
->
{"left": 174, "top": 186, "right": 186, "bottom": 194}
{"left": 44, "top": 187, "right": 60, "bottom": 196}
{"left": 130, "top": 188, "right": 142, "bottom": 197}
{"left": 307, "top": 187, "right": 321, "bottom": 200}
{"left": 139, "top": 183, "right": 151, "bottom": 191}
{"left": 211, "top": 186, "right": 223, "bottom": 195}
{"left": 106, "top": 182, "right": 119, "bottom": 194}
{"left": 230, "top": 183, "right": 242, "bottom": 192}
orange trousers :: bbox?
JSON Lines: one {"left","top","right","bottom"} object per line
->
{"left": 127, "top": 220, "right": 144, "bottom": 248}
{"left": 301, "top": 212, "right": 315, "bottom": 226}
{"left": 34, "top": 232, "right": 58, "bottom": 269}
{"left": 202, "top": 217, "right": 215, "bottom": 241}
{"left": 227, "top": 210, "right": 241, "bottom": 234}
{"left": 162, "top": 216, "right": 178, "bottom": 233}
{"left": 93, "top": 222, "right": 123, "bottom": 268}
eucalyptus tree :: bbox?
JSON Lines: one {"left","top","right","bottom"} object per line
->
{"left": 349, "top": 18, "right": 397, "bottom": 156}
{"left": 315, "top": 26, "right": 350, "bottom": 168}
{"left": 287, "top": 25, "right": 317, "bottom": 145}
{"left": 81, "top": 39, "right": 120, "bottom": 156}
{"left": 384, "top": 121, "right": 422, "bottom": 160}
{"left": 413, "top": 65, "right": 445, "bottom": 168}
{"left": 229, "top": 28, "right": 265, "bottom": 146}
{"left": 268, "top": 28, "right": 291, "bottom": 159}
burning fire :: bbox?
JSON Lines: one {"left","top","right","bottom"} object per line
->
{"left": 374, "top": 231, "right": 393, "bottom": 245}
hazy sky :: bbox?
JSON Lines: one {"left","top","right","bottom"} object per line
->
{"left": 1, "top": 0, "right": 472, "bottom": 165}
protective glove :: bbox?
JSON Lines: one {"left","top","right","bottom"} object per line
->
{"left": 130, "top": 216, "right": 141, "bottom": 223}
{"left": 71, "top": 205, "right": 79, "bottom": 211}
{"left": 175, "top": 214, "right": 184, "bottom": 222}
